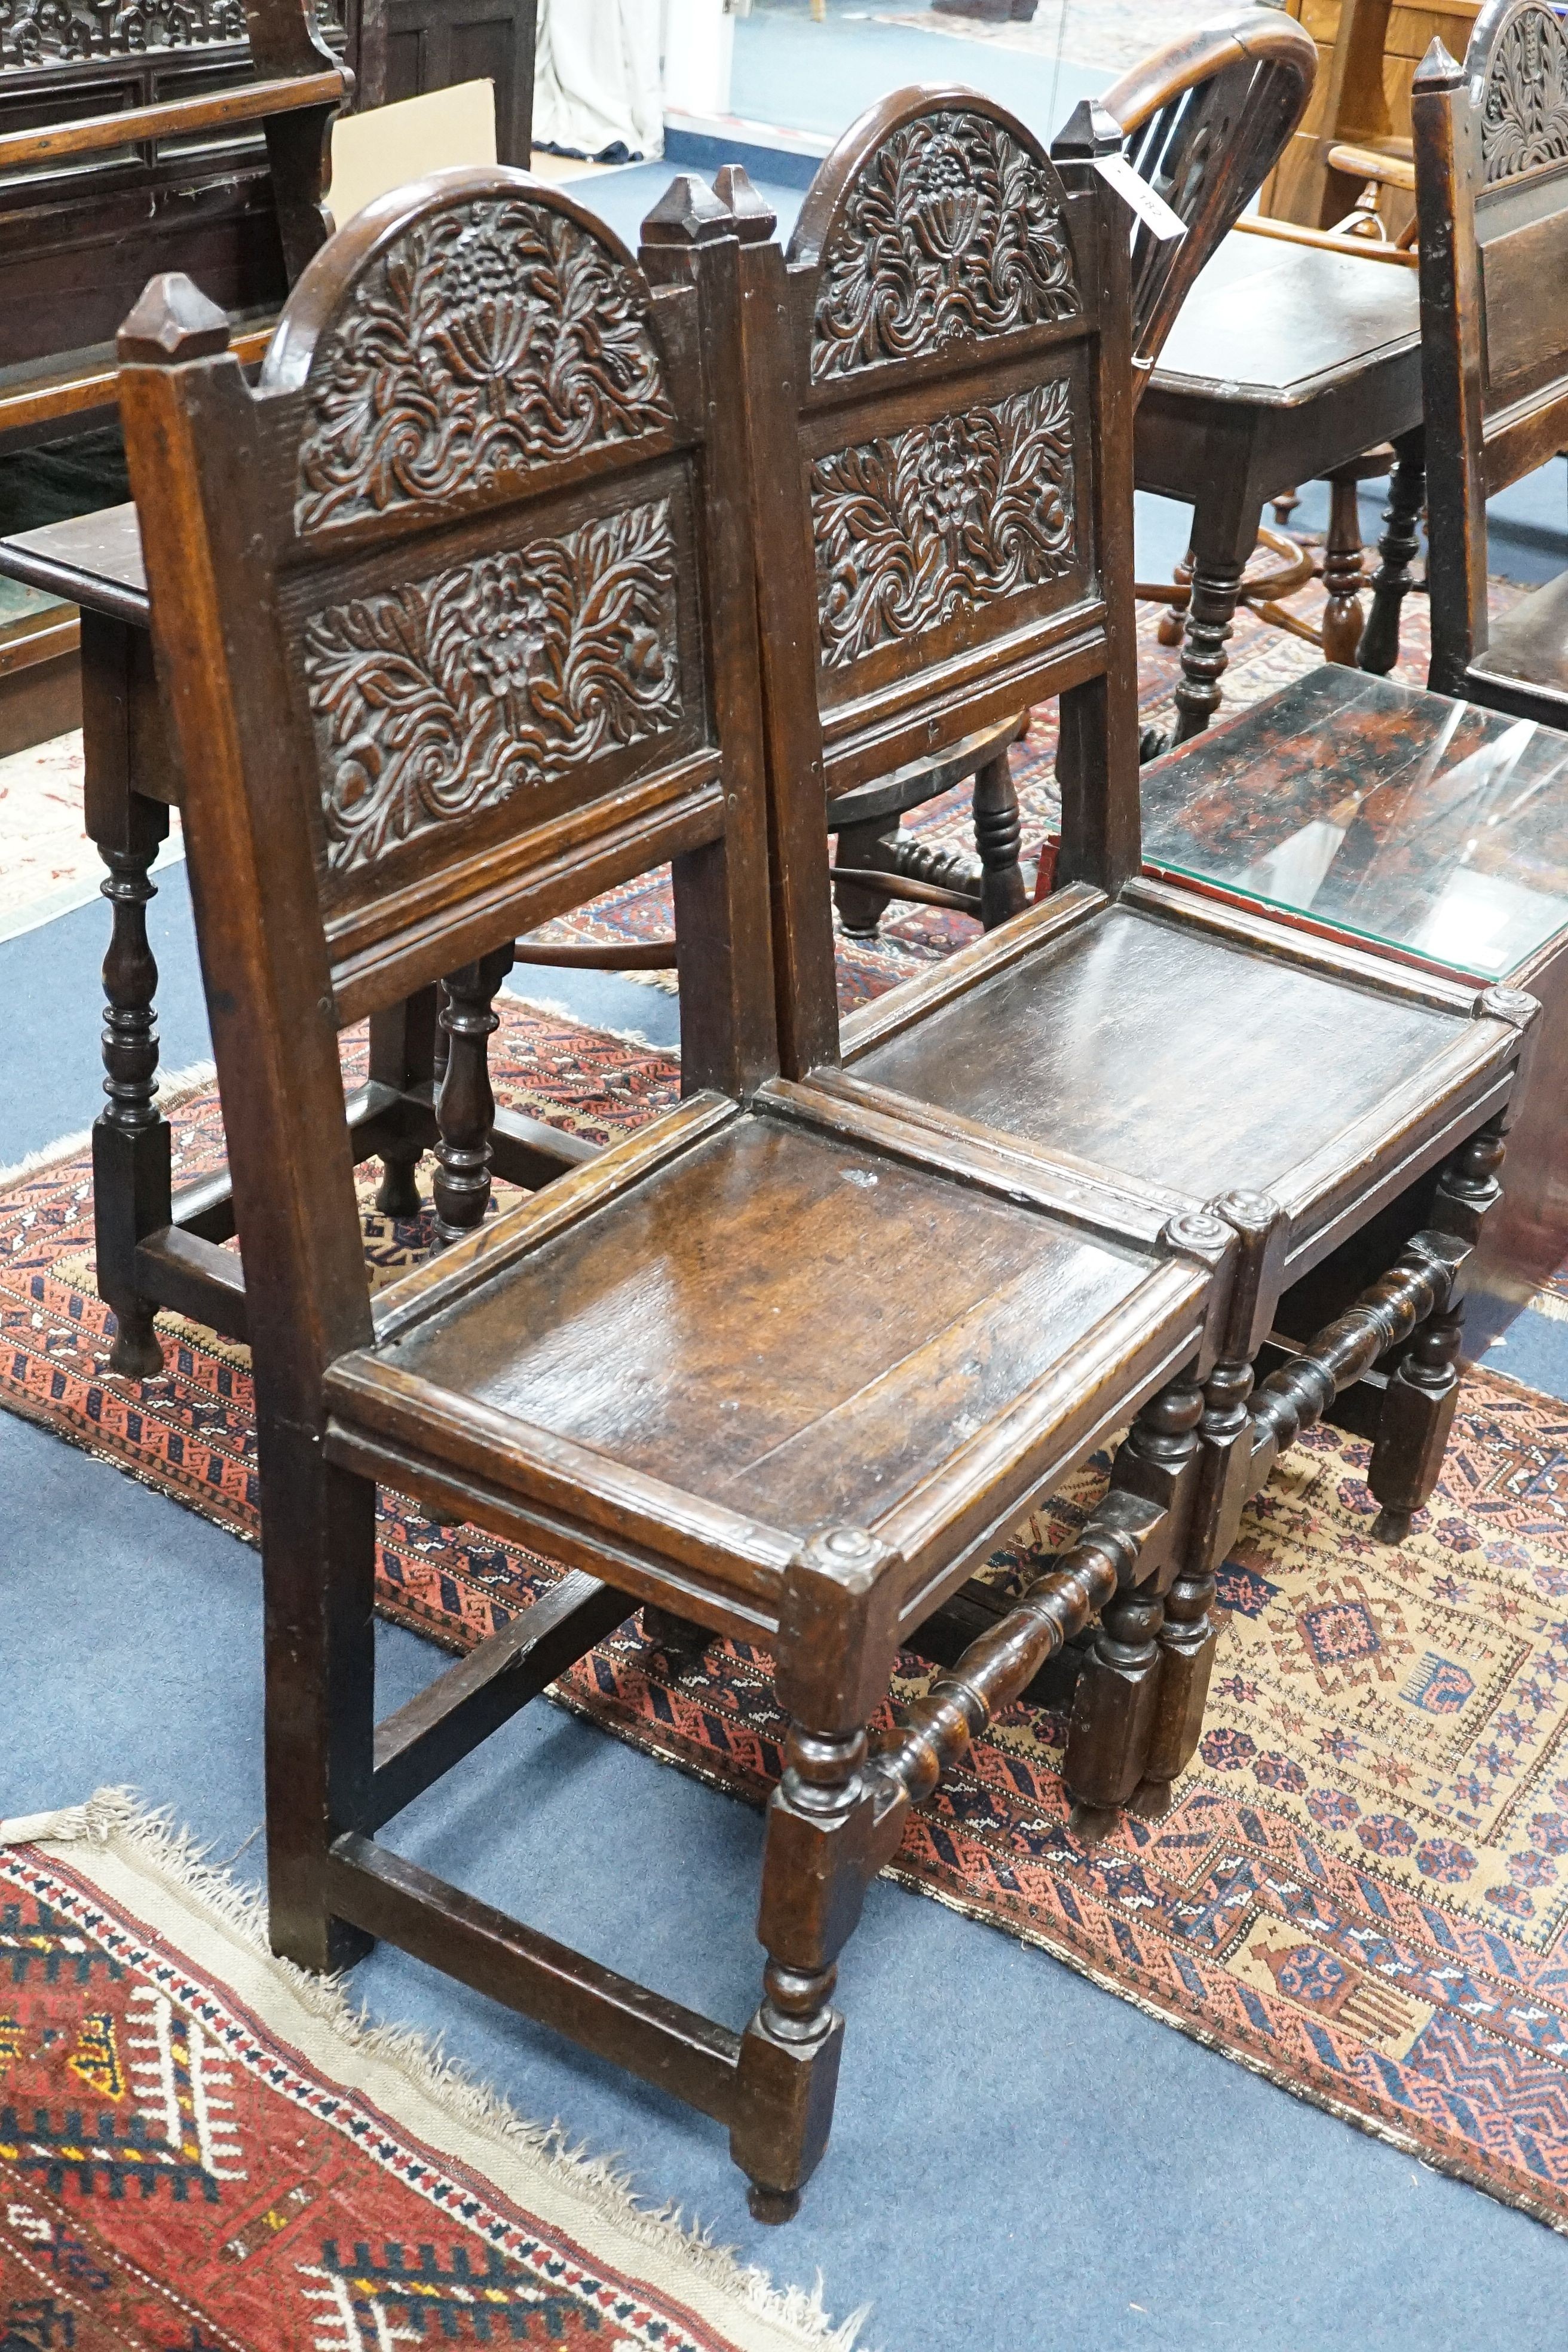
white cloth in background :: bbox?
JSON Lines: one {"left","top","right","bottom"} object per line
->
{"left": 535, "top": 0, "right": 664, "bottom": 160}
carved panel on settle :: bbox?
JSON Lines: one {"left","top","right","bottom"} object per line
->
{"left": 1481, "top": 2, "right": 1568, "bottom": 185}
{"left": 809, "top": 111, "right": 1079, "bottom": 383}
{"left": 0, "top": 0, "right": 339, "bottom": 63}
{"left": 812, "top": 378, "right": 1076, "bottom": 666}
{"left": 295, "top": 195, "right": 674, "bottom": 531}
{"left": 305, "top": 500, "right": 682, "bottom": 872}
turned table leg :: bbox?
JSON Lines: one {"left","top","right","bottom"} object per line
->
{"left": 1322, "top": 473, "right": 1368, "bottom": 666}
{"left": 1172, "top": 500, "right": 1262, "bottom": 746}
{"left": 973, "top": 748, "right": 1027, "bottom": 929}
{"left": 1359, "top": 425, "right": 1426, "bottom": 677}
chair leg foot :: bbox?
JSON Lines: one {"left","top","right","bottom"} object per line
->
{"left": 108, "top": 1301, "right": 165, "bottom": 1379}
{"left": 374, "top": 1154, "right": 424, "bottom": 1217}
{"left": 1372, "top": 1506, "right": 1414, "bottom": 1546}
{"left": 747, "top": 2183, "right": 802, "bottom": 2227}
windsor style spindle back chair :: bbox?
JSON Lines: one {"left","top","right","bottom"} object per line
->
{"left": 715, "top": 90, "right": 1539, "bottom": 1824}
{"left": 118, "top": 163, "right": 1239, "bottom": 2222}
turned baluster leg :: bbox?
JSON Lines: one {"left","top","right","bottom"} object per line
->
{"left": 1359, "top": 426, "right": 1425, "bottom": 676}
{"left": 1064, "top": 1368, "right": 1205, "bottom": 1811}
{"left": 95, "top": 800, "right": 172, "bottom": 1379}
{"left": 1369, "top": 1113, "right": 1505, "bottom": 1542}
{"left": 1156, "top": 547, "right": 1193, "bottom": 648}
{"left": 433, "top": 945, "right": 513, "bottom": 1247}
{"left": 1272, "top": 486, "right": 1301, "bottom": 529}
{"left": 1144, "top": 1194, "right": 1288, "bottom": 1794}
{"left": 732, "top": 1530, "right": 893, "bottom": 2221}
{"left": 1321, "top": 473, "right": 1368, "bottom": 666}
{"left": 832, "top": 815, "right": 897, "bottom": 937}
{"left": 972, "top": 747, "right": 1027, "bottom": 930}
{"left": 368, "top": 985, "right": 439, "bottom": 1218}
{"left": 1172, "top": 526, "right": 1254, "bottom": 745}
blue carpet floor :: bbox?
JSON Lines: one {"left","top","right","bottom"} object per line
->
{"left": 5, "top": 841, "right": 1568, "bottom": 2347}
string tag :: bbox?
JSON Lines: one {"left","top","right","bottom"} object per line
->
{"left": 1092, "top": 151, "right": 1187, "bottom": 243}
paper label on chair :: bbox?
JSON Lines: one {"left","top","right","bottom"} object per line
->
{"left": 1092, "top": 152, "right": 1187, "bottom": 243}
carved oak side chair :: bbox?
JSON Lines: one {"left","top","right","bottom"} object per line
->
{"left": 1416, "top": 0, "right": 1568, "bottom": 726}
{"left": 713, "top": 94, "right": 1539, "bottom": 1820}
{"left": 118, "top": 168, "right": 1241, "bottom": 2221}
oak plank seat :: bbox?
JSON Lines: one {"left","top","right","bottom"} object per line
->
{"left": 713, "top": 97, "right": 1536, "bottom": 1813}
{"left": 117, "top": 164, "right": 1235, "bottom": 2224}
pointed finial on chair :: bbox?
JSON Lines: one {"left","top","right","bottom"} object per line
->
{"left": 1051, "top": 98, "right": 1124, "bottom": 160}
{"left": 1414, "top": 34, "right": 1465, "bottom": 93}
{"left": 714, "top": 163, "right": 777, "bottom": 243}
{"left": 640, "top": 172, "right": 732, "bottom": 247}
{"left": 117, "top": 274, "right": 231, "bottom": 365}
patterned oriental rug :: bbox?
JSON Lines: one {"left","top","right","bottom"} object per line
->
{"left": 8, "top": 1005, "right": 1568, "bottom": 2239}
{"left": 0, "top": 1794, "right": 863, "bottom": 2352}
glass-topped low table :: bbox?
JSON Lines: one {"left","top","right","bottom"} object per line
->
{"left": 1144, "top": 665, "right": 1568, "bottom": 1351}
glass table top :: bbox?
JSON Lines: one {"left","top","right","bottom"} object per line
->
{"left": 1141, "top": 667, "right": 1568, "bottom": 981}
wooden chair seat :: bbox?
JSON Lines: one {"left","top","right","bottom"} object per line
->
{"left": 1468, "top": 568, "right": 1568, "bottom": 711}
{"left": 325, "top": 1097, "right": 1200, "bottom": 1604}
{"left": 843, "top": 881, "right": 1521, "bottom": 1290}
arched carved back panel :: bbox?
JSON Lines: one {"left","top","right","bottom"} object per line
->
{"left": 1473, "top": 0, "right": 1568, "bottom": 186}
{"left": 784, "top": 96, "right": 1091, "bottom": 710}
{"left": 261, "top": 172, "right": 705, "bottom": 919}
{"left": 792, "top": 101, "right": 1080, "bottom": 386}
{"left": 286, "top": 184, "right": 676, "bottom": 532}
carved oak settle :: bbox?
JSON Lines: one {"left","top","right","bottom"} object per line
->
{"left": 711, "top": 92, "right": 1537, "bottom": 1799}
{"left": 115, "top": 163, "right": 1247, "bottom": 2222}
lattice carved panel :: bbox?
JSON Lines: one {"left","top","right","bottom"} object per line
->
{"left": 296, "top": 195, "right": 674, "bottom": 532}
{"left": 1482, "top": 3, "right": 1568, "bottom": 185}
{"left": 811, "top": 377, "right": 1077, "bottom": 668}
{"left": 0, "top": 0, "right": 339, "bottom": 66}
{"left": 305, "top": 498, "right": 683, "bottom": 875}
{"left": 809, "top": 111, "right": 1079, "bottom": 384}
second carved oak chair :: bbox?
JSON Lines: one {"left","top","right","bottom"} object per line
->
{"left": 713, "top": 91, "right": 1538, "bottom": 1818}
{"left": 118, "top": 166, "right": 1243, "bottom": 2222}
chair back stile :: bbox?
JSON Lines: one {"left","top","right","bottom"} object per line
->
{"left": 1416, "top": 0, "right": 1568, "bottom": 690}
{"left": 725, "top": 90, "right": 1141, "bottom": 1077}
{"left": 114, "top": 166, "right": 779, "bottom": 1415}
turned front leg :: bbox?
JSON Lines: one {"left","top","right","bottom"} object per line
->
{"left": 1064, "top": 1367, "right": 1205, "bottom": 1809}
{"left": 1172, "top": 524, "right": 1254, "bottom": 745}
{"left": 94, "top": 797, "right": 172, "bottom": 1379}
{"left": 1369, "top": 1113, "right": 1504, "bottom": 1542}
{"left": 433, "top": 946, "right": 513, "bottom": 1246}
{"left": 1321, "top": 473, "right": 1368, "bottom": 666}
{"left": 1359, "top": 426, "right": 1425, "bottom": 677}
{"left": 972, "top": 747, "right": 1027, "bottom": 929}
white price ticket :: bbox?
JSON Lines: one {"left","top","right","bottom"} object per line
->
{"left": 1092, "top": 150, "right": 1188, "bottom": 244}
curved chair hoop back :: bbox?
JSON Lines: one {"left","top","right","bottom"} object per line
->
{"left": 1465, "top": 0, "right": 1568, "bottom": 187}
{"left": 785, "top": 87, "right": 1082, "bottom": 392}
{"left": 1101, "top": 5, "right": 1317, "bottom": 394}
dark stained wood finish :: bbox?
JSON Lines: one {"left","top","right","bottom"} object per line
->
{"left": 713, "top": 91, "right": 1536, "bottom": 1819}
{"left": 1414, "top": 0, "right": 1568, "bottom": 728}
{"left": 365, "top": 0, "right": 535, "bottom": 164}
{"left": 117, "top": 152, "right": 1230, "bottom": 2221}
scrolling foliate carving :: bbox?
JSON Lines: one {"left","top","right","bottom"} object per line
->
{"left": 296, "top": 198, "right": 674, "bottom": 532}
{"left": 305, "top": 500, "right": 682, "bottom": 875}
{"left": 1481, "top": 4, "right": 1568, "bottom": 185}
{"left": 812, "top": 378, "right": 1076, "bottom": 669}
{"left": 0, "top": 0, "right": 338, "bottom": 67}
{"left": 810, "top": 112, "right": 1079, "bottom": 383}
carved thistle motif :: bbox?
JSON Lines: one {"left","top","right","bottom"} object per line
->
{"left": 810, "top": 112, "right": 1079, "bottom": 382}
{"left": 0, "top": 0, "right": 336, "bottom": 66}
{"left": 1482, "top": 3, "right": 1568, "bottom": 185}
{"left": 305, "top": 500, "right": 682, "bottom": 874}
{"left": 296, "top": 198, "right": 674, "bottom": 532}
{"left": 812, "top": 378, "right": 1076, "bottom": 668}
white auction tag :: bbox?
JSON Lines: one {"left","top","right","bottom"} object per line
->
{"left": 1092, "top": 150, "right": 1188, "bottom": 243}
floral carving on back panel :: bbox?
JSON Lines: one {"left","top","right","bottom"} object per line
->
{"left": 810, "top": 112, "right": 1079, "bottom": 383}
{"left": 0, "top": 0, "right": 337, "bottom": 67}
{"left": 295, "top": 197, "right": 674, "bottom": 532}
{"left": 305, "top": 499, "right": 682, "bottom": 875}
{"left": 1481, "top": 4, "right": 1568, "bottom": 185}
{"left": 812, "top": 378, "right": 1076, "bottom": 669}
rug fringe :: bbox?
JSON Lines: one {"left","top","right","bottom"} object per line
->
{"left": 21, "top": 1788, "right": 872, "bottom": 2352}
{"left": 504, "top": 987, "right": 681, "bottom": 1054}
